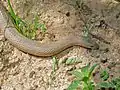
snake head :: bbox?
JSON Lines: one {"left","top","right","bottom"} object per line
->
{"left": 81, "top": 36, "right": 99, "bottom": 50}
{"left": 89, "top": 41, "right": 99, "bottom": 50}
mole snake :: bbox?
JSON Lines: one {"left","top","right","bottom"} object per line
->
{"left": 0, "top": 2, "right": 98, "bottom": 56}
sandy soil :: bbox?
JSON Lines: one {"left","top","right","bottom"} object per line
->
{"left": 0, "top": 0, "right": 120, "bottom": 90}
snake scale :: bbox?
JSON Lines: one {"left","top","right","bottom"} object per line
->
{"left": 0, "top": 2, "right": 98, "bottom": 56}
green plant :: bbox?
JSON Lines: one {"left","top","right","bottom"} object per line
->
{"left": 98, "top": 69, "right": 120, "bottom": 90}
{"left": 52, "top": 56, "right": 58, "bottom": 72}
{"left": 65, "top": 57, "right": 82, "bottom": 65}
{"left": 67, "top": 63, "right": 98, "bottom": 90}
{"left": 7, "top": 0, "right": 46, "bottom": 39}
{"left": 50, "top": 56, "right": 58, "bottom": 81}
{"left": 100, "top": 69, "right": 109, "bottom": 81}
{"left": 95, "top": 68, "right": 120, "bottom": 90}
{"left": 98, "top": 77, "right": 120, "bottom": 90}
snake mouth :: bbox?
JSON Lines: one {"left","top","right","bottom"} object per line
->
{"left": 87, "top": 39, "right": 99, "bottom": 50}
{"left": 90, "top": 42, "right": 99, "bottom": 50}
{"left": 86, "top": 42, "right": 99, "bottom": 50}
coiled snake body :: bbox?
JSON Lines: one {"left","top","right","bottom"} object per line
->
{"left": 0, "top": 2, "right": 98, "bottom": 56}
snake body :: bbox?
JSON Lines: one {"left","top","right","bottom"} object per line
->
{"left": 0, "top": 2, "right": 98, "bottom": 56}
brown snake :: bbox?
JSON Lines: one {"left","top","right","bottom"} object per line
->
{"left": 0, "top": 2, "right": 98, "bottom": 56}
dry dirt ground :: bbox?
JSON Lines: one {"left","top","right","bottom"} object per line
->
{"left": 0, "top": 0, "right": 120, "bottom": 90}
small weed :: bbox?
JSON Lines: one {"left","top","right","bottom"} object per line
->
{"left": 50, "top": 56, "right": 58, "bottom": 81}
{"left": 7, "top": 0, "right": 46, "bottom": 39}
{"left": 65, "top": 57, "right": 82, "bottom": 65}
{"left": 67, "top": 63, "right": 98, "bottom": 90}
{"left": 83, "top": 23, "right": 93, "bottom": 38}
{"left": 52, "top": 56, "right": 58, "bottom": 73}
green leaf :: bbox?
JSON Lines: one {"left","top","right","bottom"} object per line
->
{"left": 89, "top": 64, "right": 98, "bottom": 78}
{"left": 71, "top": 70, "right": 83, "bottom": 80}
{"left": 82, "top": 77, "right": 89, "bottom": 83}
{"left": 81, "top": 64, "right": 90, "bottom": 77}
{"left": 98, "top": 82, "right": 115, "bottom": 88}
{"left": 83, "top": 82, "right": 89, "bottom": 90}
{"left": 65, "top": 58, "right": 82, "bottom": 65}
{"left": 8, "top": 0, "right": 16, "bottom": 20}
{"left": 40, "top": 24, "right": 47, "bottom": 32}
{"left": 88, "top": 81, "right": 95, "bottom": 90}
{"left": 52, "top": 56, "right": 58, "bottom": 72}
{"left": 100, "top": 69, "right": 109, "bottom": 81}
{"left": 112, "top": 78, "right": 120, "bottom": 85}
{"left": 111, "top": 77, "right": 120, "bottom": 90}
{"left": 65, "top": 58, "right": 76, "bottom": 65}
{"left": 67, "top": 80, "right": 80, "bottom": 90}
{"left": 33, "top": 15, "right": 39, "bottom": 30}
